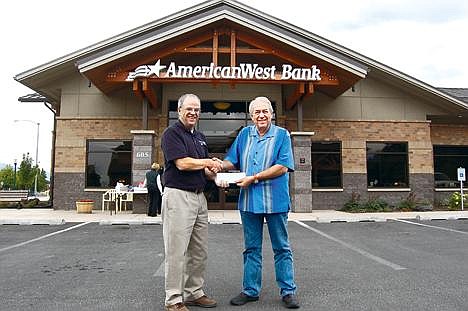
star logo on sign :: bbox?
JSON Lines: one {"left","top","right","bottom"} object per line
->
{"left": 148, "top": 59, "right": 166, "bottom": 78}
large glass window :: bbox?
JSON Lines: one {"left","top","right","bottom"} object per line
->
{"left": 366, "top": 142, "right": 408, "bottom": 188}
{"left": 311, "top": 142, "right": 342, "bottom": 188}
{"left": 86, "top": 140, "right": 132, "bottom": 188}
{"left": 433, "top": 145, "right": 468, "bottom": 188}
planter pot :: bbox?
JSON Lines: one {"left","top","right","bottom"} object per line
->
{"left": 76, "top": 201, "right": 94, "bottom": 213}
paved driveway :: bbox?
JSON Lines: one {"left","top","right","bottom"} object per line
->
{"left": 1, "top": 219, "right": 468, "bottom": 310}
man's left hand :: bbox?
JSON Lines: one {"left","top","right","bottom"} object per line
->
{"left": 236, "top": 176, "right": 256, "bottom": 188}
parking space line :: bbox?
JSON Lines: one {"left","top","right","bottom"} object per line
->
{"left": 153, "top": 254, "right": 164, "bottom": 277}
{"left": 294, "top": 220, "right": 406, "bottom": 271}
{"left": 0, "top": 222, "right": 92, "bottom": 253}
{"left": 394, "top": 219, "right": 468, "bottom": 235}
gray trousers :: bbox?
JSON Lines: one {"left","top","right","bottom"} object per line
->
{"left": 161, "top": 187, "right": 209, "bottom": 306}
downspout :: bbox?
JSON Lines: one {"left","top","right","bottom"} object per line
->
{"left": 43, "top": 102, "right": 56, "bottom": 207}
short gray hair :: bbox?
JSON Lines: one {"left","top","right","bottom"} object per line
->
{"left": 249, "top": 96, "right": 274, "bottom": 115}
{"left": 177, "top": 93, "right": 200, "bottom": 109}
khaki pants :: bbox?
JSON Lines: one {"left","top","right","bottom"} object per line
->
{"left": 162, "top": 187, "right": 208, "bottom": 306}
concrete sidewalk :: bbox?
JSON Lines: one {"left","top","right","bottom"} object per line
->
{"left": 1, "top": 208, "right": 468, "bottom": 225}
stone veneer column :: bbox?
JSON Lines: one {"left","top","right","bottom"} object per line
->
{"left": 290, "top": 132, "right": 314, "bottom": 212}
{"left": 131, "top": 130, "right": 156, "bottom": 186}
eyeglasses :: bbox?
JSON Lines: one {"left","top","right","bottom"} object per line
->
{"left": 182, "top": 107, "right": 201, "bottom": 114}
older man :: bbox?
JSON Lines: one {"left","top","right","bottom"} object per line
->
{"left": 161, "top": 93, "right": 222, "bottom": 311}
{"left": 218, "top": 96, "right": 300, "bottom": 309}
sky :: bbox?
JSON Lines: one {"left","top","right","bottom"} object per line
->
{"left": 1, "top": 0, "right": 467, "bottom": 175}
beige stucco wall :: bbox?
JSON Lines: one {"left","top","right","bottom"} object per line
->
{"left": 59, "top": 73, "right": 162, "bottom": 117}
{"left": 285, "top": 75, "right": 448, "bottom": 121}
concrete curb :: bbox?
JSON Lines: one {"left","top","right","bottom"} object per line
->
{"left": 416, "top": 215, "right": 468, "bottom": 221}
{"left": 0, "top": 219, "right": 66, "bottom": 225}
{"left": 315, "top": 217, "right": 388, "bottom": 223}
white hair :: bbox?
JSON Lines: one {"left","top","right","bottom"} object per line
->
{"left": 248, "top": 96, "right": 274, "bottom": 115}
{"left": 177, "top": 93, "right": 200, "bottom": 109}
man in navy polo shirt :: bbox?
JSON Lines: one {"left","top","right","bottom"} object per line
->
{"left": 160, "top": 93, "right": 222, "bottom": 311}
{"left": 218, "top": 96, "right": 300, "bottom": 309}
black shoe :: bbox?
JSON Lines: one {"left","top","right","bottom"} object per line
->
{"left": 282, "top": 294, "right": 300, "bottom": 309}
{"left": 230, "top": 292, "right": 259, "bottom": 306}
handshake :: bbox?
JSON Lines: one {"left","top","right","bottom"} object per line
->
{"left": 205, "top": 157, "right": 224, "bottom": 173}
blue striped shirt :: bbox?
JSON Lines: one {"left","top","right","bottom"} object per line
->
{"left": 225, "top": 124, "right": 294, "bottom": 214}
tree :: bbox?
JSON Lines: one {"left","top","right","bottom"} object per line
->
{"left": 0, "top": 165, "right": 15, "bottom": 190}
{"left": 16, "top": 153, "right": 35, "bottom": 191}
{"left": 16, "top": 153, "right": 49, "bottom": 193}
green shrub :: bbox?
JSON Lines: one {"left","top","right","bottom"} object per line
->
{"left": 342, "top": 192, "right": 364, "bottom": 212}
{"left": 22, "top": 198, "right": 40, "bottom": 208}
{"left": 397, "top": 192, "right": 417, "bottom": 211}
{"left": 363, "top": 197, "right": 390, "bottom": 212}
{"left": 342, "top": 193, "right": 391, "bottom": 212}
{"left": 447, "top": 192, "right": 468, "bottom": 211}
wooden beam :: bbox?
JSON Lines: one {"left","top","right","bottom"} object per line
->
{"left": 302, "top": 82, "right": 315, "bottom": 101}
{"left": 182, "top": 47, "right": 213, "bottom": 53}
{"left": 230, "top": 30, "right": 236, "bottom": 67}
{"left": 132, "top": 80, "right": 144, "bottom": 100}
{"left": 142, "top": 79, "right": 158, "bottom": 109}
{"left": 212, "top": 30, "right": 218, "bottom": 66}
{"left": 286, "top": 83, "right": 305, "bottom": 110}
{"left": 235, "top": 48, "right": 269, "bottom": 54}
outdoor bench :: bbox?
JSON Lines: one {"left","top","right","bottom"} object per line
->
{"left": 0, "top": 190, "right": 30, "bottom": 207}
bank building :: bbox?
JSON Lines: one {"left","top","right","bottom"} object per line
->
{"left": 14, "top": 0, "right": 468, "bottom": 212}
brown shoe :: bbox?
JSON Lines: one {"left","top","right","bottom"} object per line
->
{"left": 185, "top": 295, "right": 217, "bottom": 308}
{"left": 165, "top": 302, "right": 189, "bottom": 311}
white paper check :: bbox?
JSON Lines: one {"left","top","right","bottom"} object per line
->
{"left": 216, "top": 172, "right": 246, "bottom": 184}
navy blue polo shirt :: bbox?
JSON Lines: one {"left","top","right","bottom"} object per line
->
{"left": 161, "top": 120, "right": 209, "bottom": 191}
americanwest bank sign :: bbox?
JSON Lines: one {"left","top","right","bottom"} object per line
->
{"left": 126, "top": 59, "right": 322, "bottom": 82}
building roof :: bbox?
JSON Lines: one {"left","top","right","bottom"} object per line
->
{"left": 438, "top": 88, "right": 468, "bottom": 104}
{"left": 18, "top": 93, "right": 47, "bottom": 103}
{"left": 13, "top": 0, "right": 468, "bottom": 111}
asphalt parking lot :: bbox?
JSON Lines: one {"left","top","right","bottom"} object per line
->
{"left": 1, "top": 219, "right": 468, "bottom": 311}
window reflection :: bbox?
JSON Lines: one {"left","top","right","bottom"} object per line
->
{"left": 433, "top": 145, "right": 468, "bottom": 188}
{"left": 366, "top": 142, "right": 409, "bottom": 188}
{"left": 86, "top": 140, "right": 132, "bottom": 188}
{"left": 311, "top": 142, "right": 342, "bottom": 188}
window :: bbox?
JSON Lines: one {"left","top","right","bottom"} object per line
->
{"left": 433, "top": 145, "right": 468, "bottom": 188}
{"left": 311, "top": 142, "right": 342, "bottom": 188}
{"left": 366, "top": 142, "right": 408, "bottom": 188}
{"left": 86, "top": 140, "right": 132, "bottom": 188}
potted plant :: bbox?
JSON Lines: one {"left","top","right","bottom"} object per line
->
{"left": 76, "top": 199, "right": 94, "bottom": 213}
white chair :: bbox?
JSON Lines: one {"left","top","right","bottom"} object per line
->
{"left": 119, "top": 192, "right": 133, "bottom": 211}
{"left": 102, "top": 189, "right": 117, "bottom": 214}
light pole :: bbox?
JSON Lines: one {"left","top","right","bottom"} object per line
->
{"left": 13, "top": 159, "right": 17, "bottom": 190}
{"left": 14, "top": 119, "right": 40, "bottom": 196}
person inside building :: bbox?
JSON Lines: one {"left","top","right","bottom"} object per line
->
{"left": 160, "top": 93, "right": 223, "bottom": 311}
{"left": 216, "top": 96, "right": 300, "bottom": 309}
{"left": 145, "top": 162, "right": 162, "bottom": 216}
